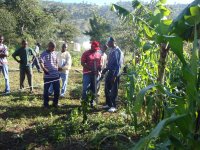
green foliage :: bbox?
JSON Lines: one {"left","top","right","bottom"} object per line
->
{"left": 112, "top": 0, "right": 200, "bottom": 149}
{"left": 0, "top": 8, "right": 16, "bottom": 37}
{"left": 84, "top": 14, "right": 112, "bottom": 44}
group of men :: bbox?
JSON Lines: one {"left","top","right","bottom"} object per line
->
{"left": 0, "top": 35, "right": 72, "bottom": 108}
{"left": 81, "top": 37, "right": 123, "bottom": 112}
{"left": 0, "top": 34, "right": 123, "bottom": 112}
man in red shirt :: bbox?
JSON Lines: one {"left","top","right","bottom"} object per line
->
{"left": 81, "top": 41, "right": 102, "bottom": 107}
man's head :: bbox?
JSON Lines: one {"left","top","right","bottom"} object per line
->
{"left": 101, "top": 44, "right": 108, "bottom": 53}
{"left": 107, "top": 37, "right": 115, "bottom": 48}
{"left": 61, "top": 43, "right": 68, "bottom": 52}
{"left": 22, "top": 40, "right": 28, "bottom": 48}
{"left": 48, "top": 41, "right": 56, "bottom": 52}
{"left": 0, "top": 35, "right": 4, "bottom": 44}
{"left": 91, "top": 41, "right": 100, "bottom": 52}
{"left": 36, "top": 42, "right": 41, "bottom": 47}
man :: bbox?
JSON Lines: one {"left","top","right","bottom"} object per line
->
{"left": 39, "top": 42, "right": 60, "bottom": 108}
{"left": 100, "top": 44, "right": 108, "bottom": 70}
{"left": 49, "top": 43, "right": 72, "bottom": 97}
{"left": 0, "top": 35, "right": 10, "bottom": 94}
{"left": 32, "top": 43, "right": 42, "bottom": 73}
{"left": 102, "top": 37, "right": 124, "bottom": 112}
{"left": 12, "top": 40, "right": 35, "bottom": 92}
{"left": 97, "top": 44, "right": 108, "bottom": 95}
{"left": 81, "top": 41, "right": 102, "bottom": 107}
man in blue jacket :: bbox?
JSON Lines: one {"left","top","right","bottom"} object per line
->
{"left": 102, "top": 37, "right": 123, "bottom": 112}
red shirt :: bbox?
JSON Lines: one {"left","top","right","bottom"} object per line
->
{"left": 81, "top": 50, "right": 102, "bottom": 74}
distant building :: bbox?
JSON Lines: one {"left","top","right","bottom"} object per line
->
{"left": 73, "top": 43, "right": 81, "bottom": 52}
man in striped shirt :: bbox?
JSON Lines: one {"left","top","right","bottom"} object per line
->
{"left": 0, "top": 35, "right": 10, "bottom": 94}
{"left": 39, "top": 42, "right": 60, "bottom": 108}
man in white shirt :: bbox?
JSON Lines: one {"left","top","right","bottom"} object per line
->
{"left": 0, "top": 35, "right": 10, "bottom": 94}
{"left": 32, "top": 43, "right": 42, "bottom": 73}
{"left": 58, "top": 43, "right": 72, "bottom": 97}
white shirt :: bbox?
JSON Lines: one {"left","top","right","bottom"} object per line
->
{"left": 57, "top": 51, "right": 72, "bottom": 74}
{"left": 101, "top": 53, "right": 107, "bottom": 70}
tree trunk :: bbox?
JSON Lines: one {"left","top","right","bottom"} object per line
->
{"left": 153, "top": 43, "right": 169, "bottom": 123}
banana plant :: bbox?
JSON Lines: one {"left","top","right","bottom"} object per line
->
{"left": 112, "top": 0, "right": 200, "bottom": 149}
{"left": 112, "top": 0, "right": 175, "bottom": 122}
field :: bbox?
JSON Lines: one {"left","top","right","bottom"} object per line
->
{"left": 0, "top": 59, "right": 138, "bottom": 150}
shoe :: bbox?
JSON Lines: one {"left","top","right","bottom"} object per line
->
{"left": 60, "top": 94, "right": 65, "bottom": 98}
{"left": 43, "top": 105, "right": 49, "bottom": 109}
{"left": 102, "top": 105, "right": 110, "bottom": 109}
{"left": 48, "top": 92, "right": 53, "bottom": 96}
{"left": 52, "top": 103, "right": 58, "bottom": 108}
{"left": 4, "top": 91, "right": 10, "bottom": 94}
{"left": 108, "top": 107, "right": 117, "bottom": 112}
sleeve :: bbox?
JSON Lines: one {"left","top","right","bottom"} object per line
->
{"left": 113, "top": 50, "right": 121, "bottom": 77}
{"left": 39, "top": 52, "right": 44, "bottom": 64}
{"left": 30, "top": 48, "right": 36, "bottom": 56}
{"left": 81, "top": 51, "right": 87, "bottom": 64}
{"left": 4, "top": 45, "right": 8, "bottom": 56}
{"left": 12, "top": 48, "right": 19, "bottom": 57}
{"left": 62, "top": 52, "right": 72, "bottom": 70}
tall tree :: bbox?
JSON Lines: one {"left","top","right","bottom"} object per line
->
{"left": 84, "top": 14, "right": 111, "bottom": 44}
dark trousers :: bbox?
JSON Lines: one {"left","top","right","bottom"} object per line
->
{"left": 105, "top": 71, "right": 120, "bottom": 108}
{"left": 43, "top": 77, "right": 60, "bottom": 107}
{"left": 20, "top": 66, "right": 33, "bottom": 91}
{"left": 32, "top": 57, "right": 41, "bottom": 72}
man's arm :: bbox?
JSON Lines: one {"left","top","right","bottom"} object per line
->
{"left": 0, "top": 46, "right": 9, "bottom": 58}
{"left": 39, "top": 62, "right": 49, "bottom": 74}
{"left": 60, "top": 53, "right": 72, "bottom": 71}
{"left": 39, "top": 55, "right": 49, "bottom": 74}
{"left": 12, "top": 50, "right": 21, "bottom": 63}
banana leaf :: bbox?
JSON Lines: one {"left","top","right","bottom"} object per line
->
{"left": 170, "top": 0, "right": 200, "bottom": 41}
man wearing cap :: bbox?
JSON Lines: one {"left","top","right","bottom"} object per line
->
{"left": 102, "top": 37, "right": 124, "bottom": 112}
{"left": 81, "top": 41, "right": 102, "bottom": 108}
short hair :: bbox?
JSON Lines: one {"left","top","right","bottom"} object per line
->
{"left": 0, "top": 35, "right": 4, "bottom": 39}
{"left": 62, "top": 43, "right": 68, "bottom": 47}
{"left": 22, "top": 39, "right": 27, "bottom": 43}
{"left": 48, "top": 41, "right": 56, "bottom": 48}
{"left": 36, "top": 42, "right": 41, "bottom": 46}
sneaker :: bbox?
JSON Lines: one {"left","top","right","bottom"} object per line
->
{"left": 102, "top": 105, "right": 110, "bottom": 109}
{"left": 60, "top": 94, "right": 65, "bottom": 98}
{"left": 108, "top": 107, "right": 117, "bottom": 112}
{"left": 4, "top": 91, "right": 10, "bottom": 94}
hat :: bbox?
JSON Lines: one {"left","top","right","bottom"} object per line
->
{"left": 91, "top": 41, "right": 100, "bottom": 51}
{"left": 107, "top": 37, "right": 115, "bottom": 42}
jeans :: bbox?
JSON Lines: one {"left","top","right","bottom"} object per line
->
{"left": 20, "top": 66, "right": 33, "bottom": 91}
{"left": 32, "top": 57, "right": 41, "bottom": 72}
{"left": 60, "top": 72, "right": 69, "bottom": 96}
{"left": 49, "top": 72, "right": 69, "bottom": 96}
{"left": 105, "top": 71, "right": 120, "bottom": 108}
{"left": 0, "top": 64, "right": 10, "bottom": 92}
{"left": 82, "top": 73, "right": 100, "bottom": 106}
{"left": 43, "top": 77, "right": 60, "bottom": 107}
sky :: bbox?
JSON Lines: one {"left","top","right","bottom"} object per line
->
{"left": 52, "top": 0, "right": 194, "bottom": 5}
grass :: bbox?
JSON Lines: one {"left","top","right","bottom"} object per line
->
{"left": 0, "top": 59, "right": 140, "bottom": 150}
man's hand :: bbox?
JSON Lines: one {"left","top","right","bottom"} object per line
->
{"left": 111, "top": 76, "right": 116, "bottom": 84}
{"left": 101, "top": 68, "right": 107, "bottom": 75}
{"left": 58, "top": 68, "right": 63, "bottom": 71}
{"left": 17, "top": 60, "right": 21, "bottom": 64}
{"left": 43, "top": 68, "right": 49, "bottom": 75}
